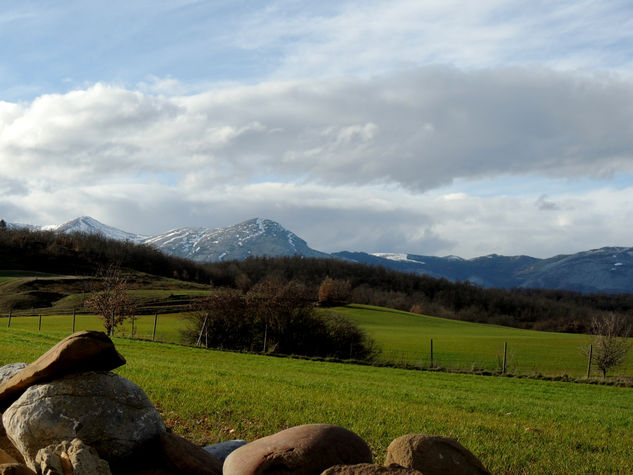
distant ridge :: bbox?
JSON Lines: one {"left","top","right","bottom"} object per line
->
{"left": 11, "top": 215, "right": 633, "bottom": 294}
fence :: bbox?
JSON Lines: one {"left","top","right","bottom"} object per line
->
{"left": 0, "top": 313, "right": 621, "bottom": 379}
{"left": 1, "top": 311, "right": 182, "bottom": 344}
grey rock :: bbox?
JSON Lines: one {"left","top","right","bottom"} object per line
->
{"left": 203, "top": 440, "right": 247, "bottom": 463}
{"left": 36, "top": 439, "right": 111, "bottom": 475}
{"left": 2, "top": 372, "right": 165, "bottom": 471}
{"left": 0, "top": 366, "right": 27, "bottom": 385}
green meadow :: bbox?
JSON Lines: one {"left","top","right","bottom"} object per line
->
{"left": 1, "top": 328, "right": 632, "bottom": 474}
{"left": 336, "top": 305, "right": 633, "bottom": 377}
{"left": 6, "top": 304, "right": 632, "bottom": 378}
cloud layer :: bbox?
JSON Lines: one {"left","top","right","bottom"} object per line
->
{"left": 3, "top": 69, "right": 633, "bottom": 190}
{"left": 2, "top": 67, "right": 633, "bottom": 257}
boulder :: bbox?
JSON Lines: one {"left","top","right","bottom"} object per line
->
{"left": 322, "top": 463, "right": 422, "bottom": 475}
{"left": 203, "top": 440, "right": 247, "bottom": 463}
{"left": 385, "top": 434, "right": 490, "bottom": 475}
{"left": 0, "top": 366, "right": 27, "bottom": 385}
{"left": 2, "top": 371, "right": 165, "bottom": 471}
{"left": 224, "top": 424, "right": 372, "bottom": 475}
{"left": 0, "top": 463, "right": 36, "bottom": 475}
{"left": 0, "top": 331, "right": 126, "bottom": 410}
{"left": 35, "top": 439, "right": 111, "bottom": 475}
{"left": 122, "top": 432, "right": 222, "bottom": 475}
{"left": 0, "top": 418, "right": 25, "bottom": 465}
{"left": 0, "top": 449, "right": 18, "bottom": 465}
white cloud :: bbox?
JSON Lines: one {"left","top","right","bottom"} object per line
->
{"left": 2, "top": 68, "right": 633, "bottom": 258}
{"left": 4, "top": 178, "right": 633, "bottom": 259}
{"left": 3, "top": 70, "right": 633, "bottom": 191}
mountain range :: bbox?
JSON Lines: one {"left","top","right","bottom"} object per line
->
{"left": 9, "top": 215, "right": 633, "bottom": 294}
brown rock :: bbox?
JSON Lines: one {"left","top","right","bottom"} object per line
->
{"left": 126, "top": 432, "right": 222, "bottom": 475}
{"left": 224, "top": 424, "right": 372, "bottom": 475}
{"left": 0, "top": 463, "right": 37, "bottom": 475}
{"left": 0, "top": 419, "right": 24, "bottom": 465}
{"left": 322, "top": 463, "right": 422, "bottom": 475}
{"left": 0, "top": 331, "right": 126, "bottom": 409}
{"left": 385, "top": 434, "right": 490, "bottom": 475}
{"left": 0, "top": 449, "right": 17, "bottom": 465}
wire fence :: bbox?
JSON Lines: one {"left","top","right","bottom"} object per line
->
{"left": 0, "top": 311, "right": 187, "bottom": 344}
{"left": 0, "top": 313, "right": 624, "bottom": 379}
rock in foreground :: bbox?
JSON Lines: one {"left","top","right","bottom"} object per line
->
{"left": 224, "top": 424, "right": 373, "bottom": 475}
{"left": 385, "top": 434, "right": 490, "bottom": 475}
{"left": 322, "top": 463, "right": 422, "bottom": 474}
{"left": 0, "top": 331, "right": 125, "bottom": 410}
{"left": 3, "top": 372, "right": 165, "bottom": 471}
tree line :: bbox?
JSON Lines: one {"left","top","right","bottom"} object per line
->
{"left": 0, "top": 227, "right": 209, "bottom": 283}
{"left": 201, "top": 256, "right": 633, "bottom": 334}
{"left": 3, "top": 227, "right": 633, "bottom": 335}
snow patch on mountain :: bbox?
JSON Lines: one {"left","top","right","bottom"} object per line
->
{"left": 372, "top": 253, "right": 423, "bottom": 264}
{"left": 53, "top": 216, "right": 147, "bottom": 243}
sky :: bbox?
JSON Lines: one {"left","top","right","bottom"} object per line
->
{"left": 2, "top": 0, "right": 633, "bottom": 258}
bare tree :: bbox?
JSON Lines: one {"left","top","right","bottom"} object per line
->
{"left": 318, "top": 277, "right": 352, "bottom": 307}
{"left": 585, "top": 312, "right": 632, "bottom": 378}
{"left": 85, "top": 265, "right": 135, "bottom": 336}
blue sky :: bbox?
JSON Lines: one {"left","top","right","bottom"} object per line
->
{"left": 2, "top": 0, "right": 633, "bottom": 257}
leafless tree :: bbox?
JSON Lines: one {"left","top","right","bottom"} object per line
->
{"left": 585, "top": 312, "right": 632, "bottom": 378}
{"left": 85, "top": 265, "right": 135, "bottom": 336}
{"left": 318, "top": 277, "right": 352, "bottom": 307}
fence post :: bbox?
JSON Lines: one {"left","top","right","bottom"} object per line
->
{"left": 430, "top": 338, "right": 434, "bottom": 368}
{"left": 152, "top": 312, "right": 158, "bottom": 342}
{"left": 502, "top": 342, "right": 507, "bottom": 374}
{"left": 7, "top": 311, "right": 11, "bottom": 328}
{"left": 586, "top": 344, "right": 593, "bottom": 378}
{"left": 72, "top": 309, "right": 76, "bottom": 333}
{"left": 38, "top": 314, "right": 42, "bottom": 331}
{"left": 196, "top": 314, "right": 207, "bottom": 347}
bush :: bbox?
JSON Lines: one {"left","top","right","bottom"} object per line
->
{"left": 183, "top": 280, "right": 377, "bottom": 360}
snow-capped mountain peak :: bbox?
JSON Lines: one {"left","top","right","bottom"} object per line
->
{"left": 143, "top": 218, "right": 328, "bottom": 262}
{"left": 53, "top": 216, "right": 146, "bottom": 243}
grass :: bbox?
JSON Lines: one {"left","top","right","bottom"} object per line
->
{"left": 332, "top": 305, "right": 633, "bottom": 377}
{"left": 1, "top": 327, "right": 632, "bottom": 474}
{"left": 2, "top": 313, "right": 189, "bottom": 344}
{"left": 5, "top": 304, "right": 632, "bottom": 378}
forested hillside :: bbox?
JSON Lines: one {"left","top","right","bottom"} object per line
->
{"left": 203, "top": 257, "right": 633, "bottom": 333}
{"left": 2, "top": 227, "right": 632, "bottom": 333}
{"left": 0, "top": 227, "right": 209, "bottom": 283}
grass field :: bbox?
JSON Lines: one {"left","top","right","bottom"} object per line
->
{"left": 335, "top": 305, "right": 633, "bottom": 377}
{"left": 1, "top": 328, "right": 632, "bottom": 474}
{"left": 1, "top": 313, "right": 189, "bottom": 344}
{"left": 4, "top": 304, "right": 633, "bottom": 379}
